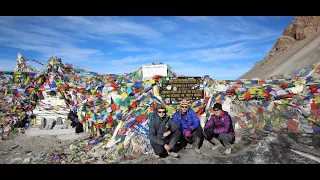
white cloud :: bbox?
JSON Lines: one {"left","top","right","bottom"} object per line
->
{"left": 85, "top": 52, "right": 170, "bottom": 74}
{"left": 59, "top": 16, "right": 163, "bottom": 42}
{"left": 89, "top": 61, "right": 143, "bottom": 75}
{"left": 167, "top": 42, "right": 264, "bottom": 62}
{"left": 74, "top": 43, "right": 262, "bottom": 79}
{"left": 162, "top": 61, "right": 185, "bottom": 67}
{"left": 0, "top": 16, "right": 167, "bottom": 64}
{"left": 255, "top": 16, "right": 268, "bottom": 21}
{"left": 108, "top": 52, "right": 163, "bottom": 65}
{"left": 3, "top": 42, "right": 102, "bottom": 62}
{"left": 173, "top": 16, "right": 280, "bottom": 49}
{"left": 153, "top": 18, "right": 179, "bottom": 32}
{"left": 177, "top": 16, "right": 216, "bottom": 24}
{"left": 224, "top": 17, "right": 275, "bottom": 34}
{"left": 117, "top": 45, "right": 160, "bottom": 52}
{"left": 0, "top": 16, "right": 288, "bottom": 79}
{"left": 86, "top": 41, "right": 264, "bottom": 75}
{"left": 107, "top": 37, "right": 131, "bottom": 45}
{"left": 63, "top": 16, "right": 93, "bottom": 25}
{"left": 86, "top": 42, "right": 260, "bottom": 78}
{"left": 174, "top": 29, "right": 216, "bottom": 49}
{"left": 171, "top": 64, "right": 252, "bottom": 79}
{"left": 0, "top": 17, "right": 106, "bottom": 62}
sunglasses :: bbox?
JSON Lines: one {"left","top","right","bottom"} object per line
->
{"left": 181, "top": 106, "right": 188, "bottom": 109}
{"left": 158, "top": 111, "right": 166, "bottom": 113}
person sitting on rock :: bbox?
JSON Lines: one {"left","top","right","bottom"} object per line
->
{"left": 149, "top": 104, "right": 181, "bottom": 158}
{"left": 173, "top": 99, "right": 204, "bottom": 154}
{"left": 203, "top": 103, "right": 235, "bottom": 155}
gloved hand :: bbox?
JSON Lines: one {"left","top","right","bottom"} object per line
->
{"left": 183, "top": 129, "right": 191, "bottom": 137}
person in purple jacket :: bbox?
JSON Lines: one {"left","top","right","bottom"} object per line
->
{"left": 204, "top": 103, "right": 235, "bottom": 155}
{"left": 173, "top": 99, "right": 204, "bottom": 154}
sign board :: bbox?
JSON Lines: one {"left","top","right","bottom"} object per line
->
{"left": 142, "top": 64, "right": 168, "bottom": 80}
{"left": 159, "top": 77, "right": 204, "bottom": 104}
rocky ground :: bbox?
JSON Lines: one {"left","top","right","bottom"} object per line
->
{"left": 0, "top": 128, "right": 86, "bottom": 164}
{"left": 132, "top": 132, "right": 320, "bottom": 164}
{"left": 0, "top": 135, "right": 73, "bottom": 164}
{"left": 1, "top": 128, "right": 319, "bottom": 164}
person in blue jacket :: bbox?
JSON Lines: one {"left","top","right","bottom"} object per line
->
{"left": 173, "top": 99, "right": 204, "bottom": 154}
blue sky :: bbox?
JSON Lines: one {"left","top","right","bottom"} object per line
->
{"left": 0, "top": 16, "right": 295, "bottom": 79}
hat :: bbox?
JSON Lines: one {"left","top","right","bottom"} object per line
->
{"left": 180, "top": 99, "right": 189, "bottom": 106}
{"left": 213, "top": 103, "right": 222, "bottom": 110}
{"left": 157, "top": 104, "right": 166, "bottom": 110}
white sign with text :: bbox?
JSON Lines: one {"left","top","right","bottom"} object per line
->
{"left": 142, "top": 64, "right": 168, "bottom": 80}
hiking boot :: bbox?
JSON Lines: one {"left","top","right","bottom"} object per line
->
{"left": 167, "top": 151, "right": 179, "bottom": 158}
{"left": 211, "top": 144, "right": 222, "bottom": 151}
{"left": 194, "top": 148, "right": 201, "bottom": 154}
{"left": 185, "top": 144, "right": 193, "bottom": 149}
{"left": 224, "top": 148, "right": 231, "bottom": 155}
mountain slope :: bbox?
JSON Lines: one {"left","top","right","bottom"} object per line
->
{"left": 240, "top": 16, "right": 320, "bottom": 79}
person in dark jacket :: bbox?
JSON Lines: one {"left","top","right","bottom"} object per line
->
{"left": 149, "top": 104, "right": 181, "bottom": 158}
{"left": 204, "top": 103, "right": 235, "bottom": 155}
{"left": 172, "top": 99, "right": 204, "bottom": 154}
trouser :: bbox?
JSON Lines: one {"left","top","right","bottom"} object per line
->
{"left": 203, "top": 128, "right": 233, "bottom": 148}
{"left": 180, "top": 126, "right": 204, "bottom": 149}
{"left": 151, "top": 130, "right": 181, "bottom": 156}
